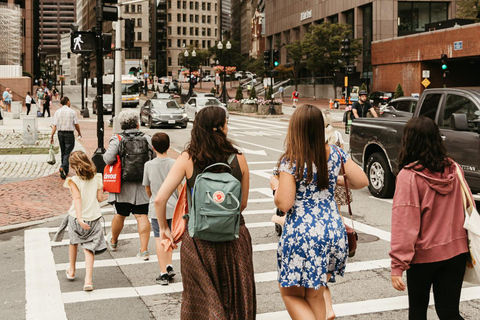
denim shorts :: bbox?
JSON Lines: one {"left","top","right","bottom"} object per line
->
{"left": 151, "top": 218, "right": 172, "bottom": 238}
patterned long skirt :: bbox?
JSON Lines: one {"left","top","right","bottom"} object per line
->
{"left": 180, "top": 216, "right": 256, "bottom": 320}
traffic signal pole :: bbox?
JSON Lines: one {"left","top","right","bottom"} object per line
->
{"left": 113, "top": 2, "right": 122, "bottom": 133}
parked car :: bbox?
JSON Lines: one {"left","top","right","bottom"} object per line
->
{"left": 202, "top": 75, "right": 215, "bottom": 82}
{"left": 159, "top": 76, "right": 170, "bottom": 84}
{"left": 92, "top": 94, "right": 113, "bottom": 114}
{"left": 369, "top": 91, "right": 394, "bottom": 107}
{"left": 165, "top": 80, "right": 179, "bottom": 94}
{"left": 140, "top": 99, "right": 188, "bottom": 129}
{"left": 350, "top": 88, "right": 480, "bottom": 199}
{"left": 152, "top": 92, "right": 174, "bottom": 99}
{"left": 192, "top": 92, "right": 215, "bottom": 98}
{"left": 379, "top": 97, "right": 418, "bottom": 118}
{"left": 184, "top": 97, "right": 229, "bottom": 120}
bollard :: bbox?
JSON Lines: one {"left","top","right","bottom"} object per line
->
{"left": 30, "top": 103, "right": 38, "bottom": 117}
{"left": 0, "top": 107, "right": 3, "bottom": 125}
{"left": 23, "top": 116, "right": 38, "bottom": 145}
{"left": 12, "top": 101, "right": 22, "bottom": 119}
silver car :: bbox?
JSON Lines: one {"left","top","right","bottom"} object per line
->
{"left": 184, "top": 97, "right": 229, "bottom": 120}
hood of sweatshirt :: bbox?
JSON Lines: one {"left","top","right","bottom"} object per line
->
{"left": 404, "top": 162, "right": 456, "bottom": 195}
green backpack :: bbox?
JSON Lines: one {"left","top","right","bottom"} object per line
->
{"left": 188, "top": 155, "right": 242, "bottom": 242}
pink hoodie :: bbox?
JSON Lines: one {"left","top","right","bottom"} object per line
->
{"left": 389, "top": 161, "right": 470, "bottom": 276}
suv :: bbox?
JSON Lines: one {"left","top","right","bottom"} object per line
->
{"left": 369, "top": 91, "right": 394, "bottom": 107}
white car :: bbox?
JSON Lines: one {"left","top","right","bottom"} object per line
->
{"left": 184, "top": 97, "right": 229, "bottom": 120}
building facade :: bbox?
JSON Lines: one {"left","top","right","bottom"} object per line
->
{"left": 250, "top": 9, "right": 265, "bottom": 59}
{"left": 221, "top": 0, "right": 231, "bottom": 32}
{"left": 122, "top": 1, "right": 150, "bottom": 75}
{"left": 264, "top": 0, "right": 458, "bottom": 85}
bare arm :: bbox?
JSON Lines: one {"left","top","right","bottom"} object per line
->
{"left": 75, "top": 124, "right": 82, "bottom": 137}
{"left": 96, "top": 188, "right": 103, "bottom": 203}
{"left": 50, "top": 125, "right": 57, "bottom": 144}
{"left": 337, "top": 158, "right": 369, "bottom": 190}
{"left": 271, "top": 171, "right": 296, "bottom": 213}
{"left": 237, "top": 154, "right": 249, "bottom": 212}
{"left": 145, "top": 186, "right": 152, "bottom": 198}
{"left": 68, "top": 180, "right": 90, "bottom": 230}
{"left": 352, "top": 109, "right": 359, "bottom": 119}
{"left": 369, "top": 107, "right": 379, "bottom": 118}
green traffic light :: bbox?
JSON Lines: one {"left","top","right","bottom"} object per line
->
{"left": 442, "top": 64, "right": 447, "bottom": 70}
{"left": 274, "top": 61, "right": 279, "bottom": 67}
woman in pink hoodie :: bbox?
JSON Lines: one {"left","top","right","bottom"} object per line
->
{"left": 390, "top": 116, "right": 471, "bottom": 320}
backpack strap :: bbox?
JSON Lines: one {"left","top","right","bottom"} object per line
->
{"left": 202, "top": 162, "right": 233, "bottom": 174}
{"left": 227, "top": 153, "right": 236, "bottom": 164}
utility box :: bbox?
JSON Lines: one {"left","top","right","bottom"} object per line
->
{"left": 12, "top": 101, "right": 21, "bottom": 119}
{"left": 23, "top": 116, "right": 38, "bottom": 145}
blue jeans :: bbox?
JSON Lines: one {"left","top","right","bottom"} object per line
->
{"left": 58, "top": 131, "right": 75, "bottom": 174}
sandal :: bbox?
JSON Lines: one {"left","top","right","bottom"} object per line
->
{"left": 83, "top": 284, "right": 93, "bottom": 291}
{"left": 66, "top": 269, "right": 75, "bottom": 280}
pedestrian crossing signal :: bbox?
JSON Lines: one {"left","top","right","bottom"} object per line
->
{"left": 71, "top": 31, "right": 95, "bottom": 54}
{"left": 273, "top": 50, "right": 280, "bottom": 67}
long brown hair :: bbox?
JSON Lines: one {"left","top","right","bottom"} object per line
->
{"left": 69, "top": 151, "right": 97, "bottom": 180}
{"left": 279, "top": 104, "right": 329, "bottom": 190}
{"left": 185, "top": 106, "right": 239, "bottom": 169}
{"left": 398, "top": 116, "right": 451, "bottom": 173}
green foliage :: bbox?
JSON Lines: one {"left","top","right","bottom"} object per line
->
{"left": 285, "top": 40, "right": 304, "bottom": 89}
{"left": 302, "top": 23, "right": 362, "bottom": 75}
{"left": 360, "top": 83, "right": 368, "bottom": 93}
{"left": 177, "top": 45, "right": 211, "bottom": 71}
{"left": 235, "top": 85, "right": 243, "bottom": 100}
{"left": 246, "top": 57, "right": 264, "bottom": 77}
{"left": 209, "top": 40, "right": 245, "bottom": 70}
{"left": 211, "top": 87, "right": 216, "bottom": 94}
{"left": 267, "top": 86, "right": 274, "bottom": 99}
{"left": 22, "top": 71, "right": 32, "bottom": 78}
{"left": 393, "top": 83, "right": 404, "bottom": 99}
{"left": 457, "top": 0, "right": 480, "bottom": 21}
{"left": 249, "top": 86, "right": 257, "bottom": 100}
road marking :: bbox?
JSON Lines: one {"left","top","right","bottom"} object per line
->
{"left": 25, "top": 228, "right": 67, "bottom": 320}
{"left": 240, "top": 147, "right": 268, "bottom": 156}
{"left": 344, "top": 218, "right": 391, "bottom": 242}
{"left": 235, "top": 139, "right": 284, "bottom": 153}
{"left": 250, "top": 188, "right": 274, "bottom": 197}
{"left": 369, "top": 196, "right": 394, "bottom": 204}
{"left": 250, "top": 169, "right": 275, "bottom": 179}
{"left": 60, "top": 259, "right": 392, "bottom": 304}
{"left": 230, "top": 117, "right": 288, "bottom": 129}
{"left": 247, "top": 161, "right": 278, "bottom": 165}
{"left": 257, "top": 286, "right": 480, "bottom": 319}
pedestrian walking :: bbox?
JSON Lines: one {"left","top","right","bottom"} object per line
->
{"left": 50, "top": 96, "right": 82, "bottom": 179}
{"left": 292, "top": 89, "right": 299, "bottom": 108}
{"left": 269, "top": 105, "right": 368, "bottom": 320}
{"left": 53, "top": 151, "right": 106, "bottom": 292}
{"left": 278, "top": 86, "right": 285, "bottom": 101}
{"left": 154, "top": 106, "right": 256, "bottom": 319}
{"left": 143, "top": 132, "right": 180, "bottom": 285}
{"left": 352, "top": 90, "right": 378, "bottom": 119}
{"left": 2, "top": 88, "right": 12, "bottom": 112}
{"left": 43, "top": 91, "right": 51, "bottom": 117}
{"left": 390, "top": 116, "right": 470, "bottom": 320}
{"left": 37, "top": 88, "right": 44, "bottom": 108}
{"left": 103, "top": 109, "right": 154, "bottom": 260}
{"left": 53, "top": 87, "right": 59, "bottom": 102}
{"left": 25, "top": 92, "right": 32, "bottom": 115}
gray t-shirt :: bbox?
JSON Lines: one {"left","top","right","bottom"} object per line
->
{"left": 142, "top": 157, "right": 178, "bottom": 219}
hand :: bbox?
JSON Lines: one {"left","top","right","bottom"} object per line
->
{"left": 78, "top": 219, "right": 90, "bottom": 230}
{"left": 391, "top": 275, "right": 406, "bottom": 291}
{"left": 161, "top": 227, "right": 177, "bottom": 250}
{"left": 270, "top": 175, "right": 279, "bottom": 191}
{"left": 50, "top": 137, "right": 54, "bottom": 144}
{"left": 337, "top": 176, "right": 345, "bottom": 187}
{"left": 77, "top": 135, "right": 82, "bottom": 140}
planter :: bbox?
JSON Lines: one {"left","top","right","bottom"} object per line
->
{"left": 228, "top": 102, "right": 242, "bottom": 112}
{"left": 242, "top": 103, "right": 258, "bottom": 113}
{"left": 258, "top": 104, "right": 283, "bottom": 115}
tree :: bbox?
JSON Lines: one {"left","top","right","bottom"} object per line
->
{"left": 302, "top": 23, "right": 362, "bottom": 98}
{"left": 246, "top": 57, "right": 264, "bottom": 77}
{"left": 285, "top": 40, "right": 304, "bottom": 90}
{"left": 209, "top": 40, "right": 245, "bottom": 70}
{"left": 360, "top": 83, "right": 368, "bottom": 93}
{"left": 235, "top": 85, "right": 243, "bottom": 100}
{"left": 249, "top": 86, "right": 257, "bottom": 99}
{"left": 457, "top": 0, "right": 480, "bottom": 21}
{"left": 177, "top": 45, "right": 211, "bottom": 72}
{"left": 393, "top": 83, "right": 404, "bottom": 99}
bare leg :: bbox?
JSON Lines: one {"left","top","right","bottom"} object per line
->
{"left": 110, "top": 214, "right": 126, "bottom": 244}
{"left": 134, "top": 214, "right": 151, "bottom": 253}
{"left": 279, "top": 285, "right": 316, "bottom": 320}
{"left": 155, "top": 237, "right": 172, "bottom": 274}
{"left": 324, "top": 286, "right": 335, "bottom": 320}
{"left": 83, "top": 249, "right": 94, "bottom": 285}
{"left": 68, "top": 244, "right": 78, "bottom": 277}
{"left": 305, "top": 287, "right": 327, "bottom": 320}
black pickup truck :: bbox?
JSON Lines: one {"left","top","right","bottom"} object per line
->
{"left": 350, "top": 88, "right": 480, "bottom": 198}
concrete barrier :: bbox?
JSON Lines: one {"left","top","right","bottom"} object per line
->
{"left": 23, "top": 116, "right": 38, "bottom": 145}
{"left": 12, "top": 101, "right": 21, "bottom": 119}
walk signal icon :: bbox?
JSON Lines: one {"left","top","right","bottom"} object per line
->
{"left": 71, "top": 31, "right": 95, "bottom": 54}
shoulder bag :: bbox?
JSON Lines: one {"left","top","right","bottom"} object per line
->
{"left": 103, "top": 135, "right": 122, "bottom": 193}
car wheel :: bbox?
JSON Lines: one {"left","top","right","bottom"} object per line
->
{"left": 140, "top": 117, "right": 145, "bottom": 126}
{"left": 334, "top": 102, "right": 340, "bottom": 109}
{"left": 181, "top": 124, "right": 187, "bottom": 129}
{"left": 366, "top": 152, "right": 395, "bottom": 198}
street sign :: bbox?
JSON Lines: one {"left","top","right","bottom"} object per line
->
{"left": 422, "top": 70, "right": 430, "bottom": 78}
{"left": 70, "top": 31, "right": 95, "bottom": 54}
{"left": 421, "top": 78, "right": 431, "bottom": 88}
{"left": 144, "top": 73, "right": 149, "bottom": 78}
{"left": 454, "top": 41, "right": 463, "bottom": 50}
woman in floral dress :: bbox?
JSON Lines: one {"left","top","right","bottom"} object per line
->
{"left": 270, "top": 105, "right": 368, "bottom": 319}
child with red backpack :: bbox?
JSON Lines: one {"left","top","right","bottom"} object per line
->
{"left": 292, "top": 90, "right": 299, "bottom": 108}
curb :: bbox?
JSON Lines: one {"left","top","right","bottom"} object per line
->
{"left": 0, "top": 200, "right": 111, "bottom": 234}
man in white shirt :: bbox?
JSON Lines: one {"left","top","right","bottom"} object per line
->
{"left": 50, "top": 96, "right": 82, "bottom": 179}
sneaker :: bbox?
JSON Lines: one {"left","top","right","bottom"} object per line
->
{"left": 137, "top": 250, "right": 149, "bottom": 261}
{"left": 166, "top": 266, "right": 176, "bottom": 279}
{"left": 106, "top": 232, "right": 117, "bottom": 251}
{"left": 156, "top": 273, "right": 169, "bottom": 285}
{"left": 59, "top": 168, "right": 66, "bottom": 180}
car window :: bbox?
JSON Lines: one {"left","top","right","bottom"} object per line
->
{"left": 386, "top": 101, "right": 397, "bottom": 110}
{"left": 395, "top": 101, "right": 411, "bottom": 112}
{"left": 441, "top": 94, "right": 480, "bottom": 132}
{"left": 384, "top": 92, "right": 393, "bottom": 98}
{"left": 204, "top": 99, "right": 221, "bottom": 106}
{"left": 419, "top": 94, "right": 441, "bottom": 121}
{"left": 410, "top": 100, "right": 418, "bottom": 114}
{"left": 189, "top": 99, "right": 196, "bottom": 105}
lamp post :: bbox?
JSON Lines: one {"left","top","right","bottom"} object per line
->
{"left": 217, "top": 40, "right": 231, "bottom": 104}
{"left": 143, "top": 54, "right": 148, "bottom": 95}
{"left": 184, "top": 49, "right": 196, "bottom": 98}
{"left": 59, "top": 60, "right": 64, "bottom": 98}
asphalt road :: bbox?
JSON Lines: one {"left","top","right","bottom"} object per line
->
{"left": 2, "top": 88, "right": 480, "bottom": 319}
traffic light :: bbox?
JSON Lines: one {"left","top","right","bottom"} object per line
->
{"left": 102, "top": 0, "right": 118, "bottom": 21}
{"left": 441, "top": 54, "right": 448, "bottom": 71}
{"left": 263, "top": 50, "right": 271, "bottom": 69}
{"left": 273, "top": 50, "right": 280, "bottom": 67}
{"left": 341, "top": 38, "right": 350, "bottom": 61}
{"left": 103, "top": 33, "right": 112, "bottom": 54}
{"left": 124, "top": 19, "right": 135, "bottom": 49}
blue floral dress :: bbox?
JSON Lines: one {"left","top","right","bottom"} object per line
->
{"left": 277, "top": 146, "right": 349, "bottom": 289}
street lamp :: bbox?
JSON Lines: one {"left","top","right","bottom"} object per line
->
{"left": 143, "top": 54, "right": 148, "bottom": 94}
{"left": 184, "top": 49, "right": 196, "bottom": 98}
{"left": 217, "top": 40, "right": 231, "bottom": 103}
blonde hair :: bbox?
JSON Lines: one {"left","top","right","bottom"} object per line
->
{"left": 322, "top": 110, "right": 337, "bottom": 145}
{"left": 69, "top": 151, "right": 97, "bottom": 180}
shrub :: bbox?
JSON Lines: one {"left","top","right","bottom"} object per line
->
{"left": 235, "top": 85, "right": 243, "bottom": 100}
{"left": 393, "top": 83, "right": 404, "bottom": 99}
{"left": 249, "top": 86, "right": 257, "bottom": 100}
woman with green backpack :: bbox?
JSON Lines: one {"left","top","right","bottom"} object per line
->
{"left": 154, "top": 106, "right": 256, "bottom": 320}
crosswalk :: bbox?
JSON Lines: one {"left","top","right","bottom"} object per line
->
{"left": 23, "top": 115, "right": 480, "bottom": 319}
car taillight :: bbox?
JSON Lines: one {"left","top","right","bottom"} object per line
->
{"left": 382, "top": 96, "right": 389, "bottom": 100}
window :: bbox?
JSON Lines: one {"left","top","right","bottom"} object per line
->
{"left": 202, "top": 40, "right": 205, "bottom": 48}
{"left": 398, "top": 2, "right": 448, "bottom": 36}
{"left": 190, "top": 14, "right": 193, "bottom": 22}
{"left": 168, "top": 1, "right": 171, "bottom": 9}
{"left": 207, "top": 28, "right": 211, "bottom": 36}
{"left": 214, "top": 28, "right": 217, "bottom": 37}
{"left": 183, "top": 27, "right": 187, "bottom": 35}
{"left": 195, "top": 15, "right": 199, "bottom": 23}
{"left": 190, "top": 1, "right": 193, "bottom": 10}
{"left": 419, "top": 94, "right": 442, "bottom": 120}
{"left": 137, "top": 32, "right": 142, "bottom": 41}
{"left": 137, "top": 18, "right": 142, "bottom": 27}
{"left": 177, "top": 13, "right": 181, "bottom": 21}
{"left": 441, "top": 95, "right": 480, "bottom": 131}
{"left": 125, "top": 47, "right": 141, "bottom": 59}
{"left": 125, "top": 5, "right": 129, "bottom": 13}
{"left": 137, "top": 5, "right": 141, "bottom": 13}
{"left": 207, "top": 40, "right": 211, "bottom": 48}
{"left": 202, "top": 15, "right": 205, "bottom": 23}
{"left": 177, "top": 26, "right": 181, "bottom": 34}
{"left": 207, "top": 3, "right": 211, "bottom": 11}
{"left": 202, "top": 2, "right": 205, "bottom": 10}
{"left": 168, "top": 27, "right": 172, "bottom": 35}
{"left": 183, "top": 1, "right": 187, "bottom": 9}
{"left": 190, "top": 27, "right": 194, "bottom": 35}
{"left": 215, "top": 3, "right": 217, "bottom": 11}
{"left": 195, "top": 1, "right": 199, "bottom": 10}
{"left": 215, "top": 16, "right": 217, "bottom": 24}
{"left": 168, "top": 39, "right": 172, "bottom": 47}
{"left": 190, "top": 40, "right": 194, "bottom": 45}
{"left": 131, "top": 4, "right": 135, "bottom": 12}
{"left": 183, "top": 14, "right": 186, "bottom": 22}
{"left": 168, "top": 14, "right": 171, "bottom": 22}
{"left": 177, "top": 39, "right": 181, "bottom": 47}
{"left": 202, "top": 28, "right": 205, "bottom": 36}
{"left": 207, "top": 15, "right": 211, "bottom": 24}
{"left": 195, "top": 28, "right": 199, "bottom": 36}
{"left": 168, "top": 57, "right": 172, "bottom": 66}
{"left": 177, "top": 1, "right": 181, "bottom": 8}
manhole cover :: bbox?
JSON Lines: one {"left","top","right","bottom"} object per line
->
{"left": 357, "top": 232, "right": 380, "bottom": 243}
